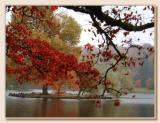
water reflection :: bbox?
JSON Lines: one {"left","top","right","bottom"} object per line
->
{"left": 6, "top": 91, "right": 154, "bottom": 117}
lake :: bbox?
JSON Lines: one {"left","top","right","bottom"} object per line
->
{"left": 6, "top": 90, "right": 155, "bottom": 118}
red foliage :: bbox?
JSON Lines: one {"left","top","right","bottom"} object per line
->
{"left": 6, "top": 21, "right": 100, "bottom": 89}
{"left": 76, "top": 61, "right": 91, "bottom": 73}
{"left": 76, "top": 61, "right": 100, "bottom": 88}
{"left": 105, "top": 80, "right": 111, "bottom": 85}
{"left": 114, "top": 99, "right": 120, "bottom": 106}
{"left": 6, "top": 22, "right": 79, "bottom": 85}
{"left": 51, "top": 6, "right": 58, "bottom": 11}
{"left": 102, "top": 50, "right": 113, "bottom": 59}
{"left": 123, "top": 31, "right": 129, "bottom": 37}
{"left": 84, "top": 43, "right": 94, "bottom": 51}
{"left": 6, "top": 66, "right": 15, "bottom": 74}
{"left": 112, "top": 67, "right": 117, "bottom": 72}
{"left": 95, "top": 100, "right": 102, "bottom": 108}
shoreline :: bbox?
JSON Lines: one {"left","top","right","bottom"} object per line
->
{"left": 8, "top": 92, "right": 114, "bottom": 99}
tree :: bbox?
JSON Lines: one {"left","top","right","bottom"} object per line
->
{"left": 6, "top": 23, "right": 78, "bottom": 94}
{"left": 59, "top": 14, "right": 82, "bottom": 46}
{"left": 63, "top": 6, "right": 154, "bottom": 96}
{"left": 6, "top": 6, "right": 82, "bottom": 95}
{"left": 76, "top": 61, "right": 100, "bottom": 97}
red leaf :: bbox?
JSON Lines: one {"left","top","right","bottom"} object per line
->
{"left": 51, "top": 6, "right": 58, "bottom": 11}
{"left": 123, "top": 32, "right": 129, "bottom": 37}
{"left": 112, "top": 67, "right": 117, "bottom": 72}
{"left": 114, "top": 99, "right": 120, "bottom": 106}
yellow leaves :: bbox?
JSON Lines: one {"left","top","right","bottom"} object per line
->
{"left": 31, "top": 30, "right": 48, "bottom": 40}
{"left": 59, "top": 15, "right": 82, "bottom": 46}
{"left": 51, "top": 35, "right": 81, "bottom": 55}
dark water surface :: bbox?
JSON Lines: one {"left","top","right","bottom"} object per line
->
{"left": 6, "top": 90, "right": 154, "bottom": 117}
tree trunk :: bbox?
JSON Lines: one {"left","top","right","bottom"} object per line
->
{"left": 42, "top": 84, "right": 48, "bottom": 95}
{"left": 57, "top": 87, "right": 61, "bottom": 95}
{"left": 77, "top": 88, "right": 82, "bottom": 98}
{"left": 102, "top": 89, "right": 106, "bottom": 97}
{"left": 81, "top": 88, "right": 86, "bottom": 95}
{"left": 101, "top": 84, "right": 106, "bottom": 97}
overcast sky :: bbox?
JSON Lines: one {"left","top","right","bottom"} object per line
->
{"left": 6, "top": 6, "right": 154, "bottom": 47}
{"left": 56, "top": 6, "right": 154, "bottom": 47}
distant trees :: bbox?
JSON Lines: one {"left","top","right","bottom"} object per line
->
{"left": 133, "top": 44, "right": 154, "bottom": 89}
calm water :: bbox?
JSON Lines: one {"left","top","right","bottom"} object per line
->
{"left": 6, "top": 90, "right": 154, "bottom": 117}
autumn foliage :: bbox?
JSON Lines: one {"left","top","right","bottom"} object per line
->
{"left": 76, "top": 61, "right": 100, "bottom": 88}
{"left": 6, "top": 7, "right": 100, "bottom": 91}
{"left": 6, "top": 6, "right": 154, "bottom": 100}
{"left": 51, "top": 6, "right": 58, "bottom": 11}
{"left": 7, "top": 23, "right": 90, "bottom": 84}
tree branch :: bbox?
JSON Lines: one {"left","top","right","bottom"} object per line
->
{"left": 63, "top": 6, "right": 154, "bottom": 31}
{"left": 90, "top": 14, "right": 123, "bottom": 57}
